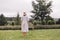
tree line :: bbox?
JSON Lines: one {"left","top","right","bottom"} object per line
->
{"left": 0, "top": 13, "right": 21, "bottom": 26}
{"left": 0, "top": 0, "right": 60, "bottom": 26}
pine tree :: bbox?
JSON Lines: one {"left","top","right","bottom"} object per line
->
{"left": 0, "top": 14, "right": 7, "bottom": 26}
{"left": 15, "top": 12, "right": 20, "bottom": 25}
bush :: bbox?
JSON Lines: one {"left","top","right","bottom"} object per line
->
{"left": 11, "top": 22, "right": 14, "bottom": 26}
{"left": 47, "top": 20, "right": 54, "bottom": 25}
{"left": 33, "top": 20, "right": 37, "bottom": 25}
{"left": 56, "top": 18, "right": 60, "bottom": 24}
{"left": 42, "top": 20, "right": 46, "bottom": 25}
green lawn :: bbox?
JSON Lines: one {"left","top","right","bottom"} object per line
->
{"left": 0, "top": 29, "right": 60, "bottom": 40}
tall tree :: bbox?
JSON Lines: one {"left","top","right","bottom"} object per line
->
{"left": 31, "top": 0, "right": 52, "bottom": 24}
{"left": 15, "top": 12, "right": 20, "bottom": 25}
{"left": 0, "top": 14, "right": 7, "bottom": 26}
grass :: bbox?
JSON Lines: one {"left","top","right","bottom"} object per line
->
{"left": 0, "top": 29, "right": 60, "bottom": 40}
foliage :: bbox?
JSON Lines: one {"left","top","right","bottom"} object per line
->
{"left": 15, "top": 13, "right": 21, "bottom": 25}
{"left": 31, "top": 0, "right": 52, "bottom": 24}
{"left": 29, "top": 18, "right": 34, "bottom": 24}
{"left": 11, "top": 22, "right": 14, "bottom": 26}
{"left": 33, "top": 20, "right": 37, "bottom": 25}
{"left": 56, "top": 18, "right": 60, "bottom": 24}
{"left": 45, "top": 15, "right": 54, "bottom": 25}
{"left": 47, "top": 20, "right": 54, "bottom": 25}
{"left": 0, "top": 14, "right": 7, "bottom": 26}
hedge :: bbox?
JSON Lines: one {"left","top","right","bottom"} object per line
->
{"left": 0, "top": 25, "right": 60, "bottom": 30}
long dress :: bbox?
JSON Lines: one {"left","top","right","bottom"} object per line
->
{"left": 21, "top": 16, "right": 29, "bottom": 32}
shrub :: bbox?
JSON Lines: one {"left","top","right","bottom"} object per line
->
{"left": 56, "top": 18, "right": 60, "bottom": 24}
{"left": 11, "top": 22, "right": 14, "bottom": 26}
{"left": 47, "top": 20, "right": 54, "bottom": 25}
{"left": 33, "top": 20, "right": 37, "bottom": 25}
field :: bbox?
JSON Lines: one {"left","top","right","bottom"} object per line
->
{"left": 0, "top": 29, "right": 60, "bottom": 40}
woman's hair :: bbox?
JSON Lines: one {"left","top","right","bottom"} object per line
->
{"left": 23, "top": 12, "right": 26, "bottom": 16}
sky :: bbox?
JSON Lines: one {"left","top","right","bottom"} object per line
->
{"left": 0, "top": 0, "right": 60, "bottom": 18}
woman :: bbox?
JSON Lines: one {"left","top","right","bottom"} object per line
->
{"left": 21, "top": 12, "right": 29, "bottom": 36}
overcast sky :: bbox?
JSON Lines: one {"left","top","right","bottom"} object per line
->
{"left": 0, "top": 0, "right": 60, "bottom": 18}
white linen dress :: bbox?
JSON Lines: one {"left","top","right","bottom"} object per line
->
{"left": 21, "top": 16, "right": 29, "bottom": 32}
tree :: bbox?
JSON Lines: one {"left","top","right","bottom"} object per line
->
{"left": 0, "top": 14, "right": 7, "bottom": 26}
{"left": 56, "top": 18, "right": 60, "bottom": 24}
{"left": 31, "top": 0, "right": 52, "bottom": 24}
{"left": 15, "top": 12, "right": 21, "bottom": 25}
